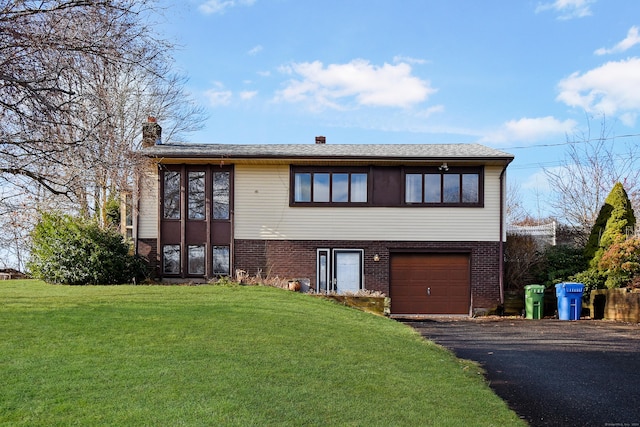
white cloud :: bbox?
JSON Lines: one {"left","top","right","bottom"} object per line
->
{"left": 275, "top": 59, "right": 436, "bottom": 110}
{"left": 535, "top": 0, "right": 595, "bottom": 20}
{"left": 521, "top": 168, "right": 553, "bottom": 192}
{"left": 248, "top": 45, "right": 263, "bottom": 56}
{"left": 393, "top": 55, "right": 428, "bottom": 65}
{"left": 204, "top": 83, "right": 233, "bottom": 106}
{"left": 595, "top": 26, "right": 640, "bottom": 55}
{"left": 415, "top": 105, "right": 445, "bottom": 119}
{"left": 199, "top": 0, "right": 256, "bottom": 15}
{"left": 480, "top": 116, "right": 577, "bottom": 145}
{"left": 239, "top": 90, "right": 257, "bottom": 100}
{"left": 557, "top": 57, "right": 640, "bottom": 118}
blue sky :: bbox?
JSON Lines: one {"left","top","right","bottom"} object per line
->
{"left": 157, "top": 0, "right": 640, "bottom": 217}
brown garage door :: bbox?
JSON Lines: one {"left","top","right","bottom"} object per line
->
{"left": 390, "top": 253, "right": 470, "bottom": 315}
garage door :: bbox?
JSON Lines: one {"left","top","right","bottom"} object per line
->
{"left": 390, "top": 253, "right": 470, "bottom": 315}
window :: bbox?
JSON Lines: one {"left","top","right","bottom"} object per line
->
{"left": 292, "top": 168, "right": 368, "bottom": 205}
{"left": 163, "top": 171, "right": 180, "bottom": 219}
{"left": 213, "top": 171, "right": 230, "bottom": 220}
{"left": 163, "top": 244, "right": 180, "bottom": 274}
{"left": 188, "top": 245, "right": 205, "bottom": 275}
{"left": 213, "top": 246, "right": 230, "bottom": 275}
{"left": 404, "top": 169, "right": 482, "bottom": 206}
{"left": 188, "top": 171, "right": 205, "bottom": 219}
{"left": 294, "top": 173, "right": 311, "bottom": 202}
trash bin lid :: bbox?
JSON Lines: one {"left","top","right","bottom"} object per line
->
{"left": 558, "top": 282, "right": 584, "bottom": 293}
{"left": 525, "top": 284, "right": 545, "bottom": 293}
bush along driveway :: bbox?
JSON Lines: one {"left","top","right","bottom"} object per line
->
{"left": 407, "top": 317, "right": 640, "bottom": 427}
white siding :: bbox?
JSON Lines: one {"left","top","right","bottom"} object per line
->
{"left": 137, "top": 166, "right": 158, "bottom": 239}
{"left": 234, "top": 164, "right": 504, "bottom": 242}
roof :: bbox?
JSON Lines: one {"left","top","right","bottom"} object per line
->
{"left": 142, "top": 143, "right": 514, "bottom": 163}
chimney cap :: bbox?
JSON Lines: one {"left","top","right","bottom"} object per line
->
{"left": 315, "top": 136, "right": 326, "bottom": 144}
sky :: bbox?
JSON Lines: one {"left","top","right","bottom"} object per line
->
{"left": 156, "top": 0, "right": 640, "bottom": 218}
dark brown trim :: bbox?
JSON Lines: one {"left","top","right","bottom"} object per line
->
{"left": 157, "top": 164, "right": 234, "bottom": 279}
{"left": 289, "top": 166, "right": 371, "bottom": 207}
{"left": 289, "top": 165, "right": 484, "bottom": 208}
{"left": 401, "top": 166, "right": 484, "bottom": 207}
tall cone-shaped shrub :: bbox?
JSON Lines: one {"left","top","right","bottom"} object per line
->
{"left": 587, "top": 182, "right": 636, "bottom": 270}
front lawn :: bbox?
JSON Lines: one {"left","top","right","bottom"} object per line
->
{"left": 0, "top": 280, "right": 523, "bottom": 426}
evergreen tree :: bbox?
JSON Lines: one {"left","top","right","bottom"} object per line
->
{"left": 590, "top": 182, "right": 636, "bottom": 269}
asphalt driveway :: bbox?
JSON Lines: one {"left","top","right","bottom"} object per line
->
{"left": 406, "top": 318, "right": 640, "bottom": 427}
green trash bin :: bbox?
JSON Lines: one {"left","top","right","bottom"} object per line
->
{"left": 524, "top": 285, "right": 545, "bottom": 319}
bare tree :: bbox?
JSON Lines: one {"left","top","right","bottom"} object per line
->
{"left": 506, "top": 181, "right": 528, "bottom": 224}
{"left": 1, "top": 0, "right": 204, "bottom": 198}
{"left": 544, "top": 116, "right": 640, "bottom": 242}
{"left": 0, "top": 0, "right": 206, "bottom": 268}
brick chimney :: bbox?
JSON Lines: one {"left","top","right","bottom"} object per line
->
{"left": 315, "top": 136, "right": 326, "bottom": 144}
{"left": 142, "top": 116, "right": 162, "bottom": 148}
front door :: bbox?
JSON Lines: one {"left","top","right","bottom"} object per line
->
{"left": 317, "top": 249, "right": 363, "bottom": 294}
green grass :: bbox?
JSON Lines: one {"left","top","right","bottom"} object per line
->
{"left": 0, "top": 280, "right": 524, "bottom": 426}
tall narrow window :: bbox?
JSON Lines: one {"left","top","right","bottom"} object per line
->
{"left": 405, "top": 174, "right": 422, "bottom": 203}
{"left": 313, "top": 173, "right": 330, "bottom": 202}
{"left": 188, "top": 245, "right": 205, "bottom": 275}
{"left": 213, "top": 171, "right": 230, "bottom": 220}
{"left": 424, "top": 174, "right": 441, "bottom": 203}
{"left": 332, "top": 173, "right": 349, "bottom": 202}
{"left": 317, "top": 249, "right": 330, "bottom": 293}
{"left": 163, "top": 171, "right": 180, "bottom": 219}
{"left": 294, "top": 173, "right": 311, "bottom": 202}
{"left": 443, "top": 174, "right": 461, "bottom": 203}
{"left": 163, "top": 244, "right": 180, "bottom": 274}
{"left": 188, "top": 171, "right": 205, "bottom": 219}
{"left": 213, "top": 246, "right": 230, "bottom": 275}
{"left": 462, "top": 174, "right": 479, "bottom": 203}
{"left": 350, "top": 174, "right": 367, "bottom": 202}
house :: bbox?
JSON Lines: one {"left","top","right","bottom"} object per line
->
{"left": 135, "top": 119, "right": 514, "bottom": 316}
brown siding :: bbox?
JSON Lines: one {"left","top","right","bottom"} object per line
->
{"left": 234, "top": 239, "right": 501, "bottom": 310}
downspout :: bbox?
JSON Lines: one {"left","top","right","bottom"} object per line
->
{"left": 499, "top": 164, "right": 508, "bottom": 309}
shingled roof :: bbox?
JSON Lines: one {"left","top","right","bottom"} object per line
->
{"left": 142, "top": 143, "right": 513, "bottom": 162}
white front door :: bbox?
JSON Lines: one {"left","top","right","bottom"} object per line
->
{"left": 334, "top": 250, "right": 363, "bottom": 294}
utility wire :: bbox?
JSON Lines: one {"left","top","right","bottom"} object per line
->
{"left": 502, "top": 132, "right": 640, "bottom": 150}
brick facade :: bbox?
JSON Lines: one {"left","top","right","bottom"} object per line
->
{"left": 234, "top": 239, "right": 502, "bottom": 311}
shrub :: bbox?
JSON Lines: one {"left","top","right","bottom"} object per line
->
{"left": 504, "top": 234, "right": 543, "bottom": 291}
{"left": 28, "top": 212, "right": 146, "bottom": 285}
{"left": 571, "top": 269, "right": 606, "bottom": 294}
{"left": 535, "top": 245, "right": 587, "bottom": 288}
{"left": 598, "top": 237, "right": 640, "bottom": 289}
{"left": 587, "top": 182, "right": 635, "bottom": 269}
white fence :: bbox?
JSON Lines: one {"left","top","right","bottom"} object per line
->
{"left": 506, "top": 221, "right": 556, "bottom": 246}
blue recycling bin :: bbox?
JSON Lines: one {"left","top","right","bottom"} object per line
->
{"left": 555, "top": 282, "right": 584, "bottom": 320}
